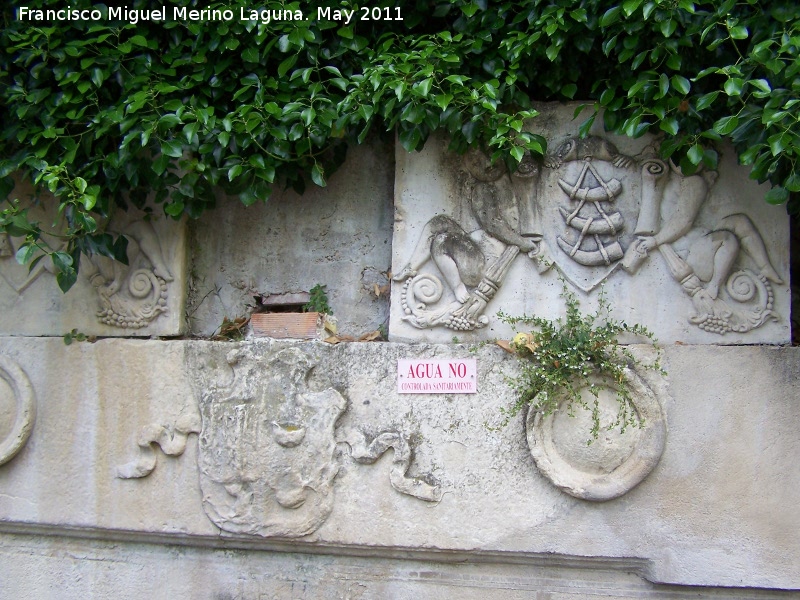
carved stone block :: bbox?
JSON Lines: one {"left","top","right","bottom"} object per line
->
{"left": 390, "top": 103, "right": 790, "bottom": 344}
{"left": 0, "top": 179, "right": 186, "bottom": 336}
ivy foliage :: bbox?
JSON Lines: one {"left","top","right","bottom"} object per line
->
{"left": 1, "top": 0, "right": 799, "bottom": 290}
{"left": 498, "top": 284, "right": 662, "bottom": 440}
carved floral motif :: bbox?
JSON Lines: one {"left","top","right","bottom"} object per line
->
{"left": 394, "top": 149, "right": 542, "bottom": 331}
{"left": 0, "top": 213, "right": 172, "bottom": 330}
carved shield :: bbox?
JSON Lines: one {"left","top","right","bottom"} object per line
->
{"left": 538, "top": 138, "right": 645, "bottom": 292}
{"left": 197, "top": 347, "right": 346, "bottom": 538}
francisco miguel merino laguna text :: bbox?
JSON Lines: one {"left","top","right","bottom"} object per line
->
{"left": 17, "top": 6, "right": 403, "bottom": 24}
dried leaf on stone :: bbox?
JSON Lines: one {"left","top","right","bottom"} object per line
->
{"left": 358, "top": 330, "right": 382, "bottom": 342}
{"left": 496, "top": 340, "right": 515, "bottom": 354}
{"left": 324, "top": 317, "right": 338, "bottom": 334}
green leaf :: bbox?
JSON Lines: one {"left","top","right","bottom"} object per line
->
{"left": 660, "top": 117, "right": 679, "bottom": 136}
{"left": 768, "top": 133, "right": 790, "bottom": 156}
{"left": 15, "top": 243, "right": 36, "bottom": 265}
{"left": 713, "top": 115, "right": 739, "bottom": 135}
{"left": 152, "top": 154, "right": 170, "bottom": 176}
{"left": 578, "top": 114, "right": 596, "bottom": 138}
{"left": 723, "top": 78, "right": 743, "bottom": 96}
{"left": 399, "top": 127, "right": 423, "bottom": 151}
{"left": 784, "top": 173, "right": 800, "bottom": 193}
{"left": 91, "top": 68, "right": 105, "bottom": 88}
{"left": 764, "top": 186, "right": 789, "bottom": 205}
{"left": 311, "top": 163, "right": 326, "bottom": 187}
{"left": 228, "top": 164, "right": 243, "bottom": 181}
{"left": 242, "top": 47, "right": 259, "bottom": 63}
{"left": 434, "top": 94, "right": 454, "bottom": 110}
{"left": 696, "top": 91, "right": 719, "bottom": 111}
{"left": 164, "top": 201, "right": 184, "bottom": 217}
{"left": 52, "top": 251, "right": 73, "bottom": 273}
{"left": 660, "top": 19, "right": 677, "bottom": 37}
{"left": 278, "top": 55, "right": 298, "bottom": 77}
{"left": 56, "top": 267, "right": 78, "bottom": 293}
{"left": 161, "top": 140, "right": 183, "bottom": 158}
{"left": 600, "top": 6, "right": 622, "bottom": 27}
{"left": 415, "top": 78, "right": 433, "bottom": 97}
{"left": 158, "top": 114, "right": 182, "bottom": 129}
{"left": 183, "top": 122, "right": 199, "bottom": 143}
{"left": 622, "top": 0, "right": 643, "bottom": 16}
{"left": 729, "top": 25, "right": 748, "bottom": 39}
{"left": 687, "top": 144, "right": 704, "bottom": 165}
{"left": 301, "top": 107, "right": 316, "bottom": 126}
{"left": 671, "top": 75, "right": 690, "bottom": 95}
{"left": 461, "top": 2, "right": 479, "bottom": 17}
{"left": 129, "top": 35, "right": 148, "bottom": 47}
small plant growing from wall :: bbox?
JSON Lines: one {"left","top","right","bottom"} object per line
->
{"left": 303, "top": 284, "right": 332, "bottom": 315}
{"left": 497, "top": 283, "right": 663, "bottom": 441}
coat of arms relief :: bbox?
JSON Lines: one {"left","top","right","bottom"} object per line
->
{"left": 393, "top": 134, "right": 783, "bottom": 337}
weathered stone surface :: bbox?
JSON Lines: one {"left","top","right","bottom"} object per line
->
{"left": 3, "top": 532, "right": 799, "bottom": 600}
{"left": 0, "top": 355, "right": 35, "bottom": 466}
{"left": 186, "top": 137, "right": 393, "bottom": 339}
{"left": 0, "top": 179, "right": 187, "bottom": 337}
{"left": 1, "top": 337, "right": 798, "bottom": 592}
{"left": 390, "top": 104, "right": 790, "bottom": 344}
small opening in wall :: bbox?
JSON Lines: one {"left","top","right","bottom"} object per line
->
{"left": 264, "top": 303, "right": 306, "bottom": 313}
{"left": 254, "top": 292, "right": 311, "bottom": 314}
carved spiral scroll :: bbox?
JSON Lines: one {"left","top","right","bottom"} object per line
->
{"left": 410, "top": 273, "right": 444, "bottom": 306}
{"left": 129, "top": 268, "right": 160, "bottom": 299}
{"left": 641, "top": 158, "right": 666, "bottom": 176}
{"left": 0, "top": 355, "right": 36, "bottom": 466}
{"left": 725, "top": 270, "right": 759, "bottom": 302}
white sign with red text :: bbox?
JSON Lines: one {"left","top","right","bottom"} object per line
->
{"left": 397, "top": 359, "right": 477, "bottom": 394}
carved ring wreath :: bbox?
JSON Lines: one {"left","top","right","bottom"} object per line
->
{"left": 525, "top": 367, "right": 666, "bottom": 501}
{"left": 0, "top": 355, "right": 37, "bottom": 466}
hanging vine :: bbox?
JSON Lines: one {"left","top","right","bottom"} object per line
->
{"left": 2, "top": 0, "right": 798, "bottom": 289}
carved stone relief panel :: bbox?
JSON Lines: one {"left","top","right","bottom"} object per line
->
{"left": 0, "top": 179, "right": 186, "bottom": 336}
{"left": 390, "top": 103, "right": 790, "bottom": 344}
{"left": 117, "top": 343, "right": 442, "bottom": 538}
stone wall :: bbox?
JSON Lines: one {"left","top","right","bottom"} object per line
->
{"left": 0, "top": 338, "right": 799, "bottom": 598}
{"left": 186, "top": 137, "right": 394, "bottom": 339}
{"left": 1, "top": 108, "right": 798, "bottom": 598}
